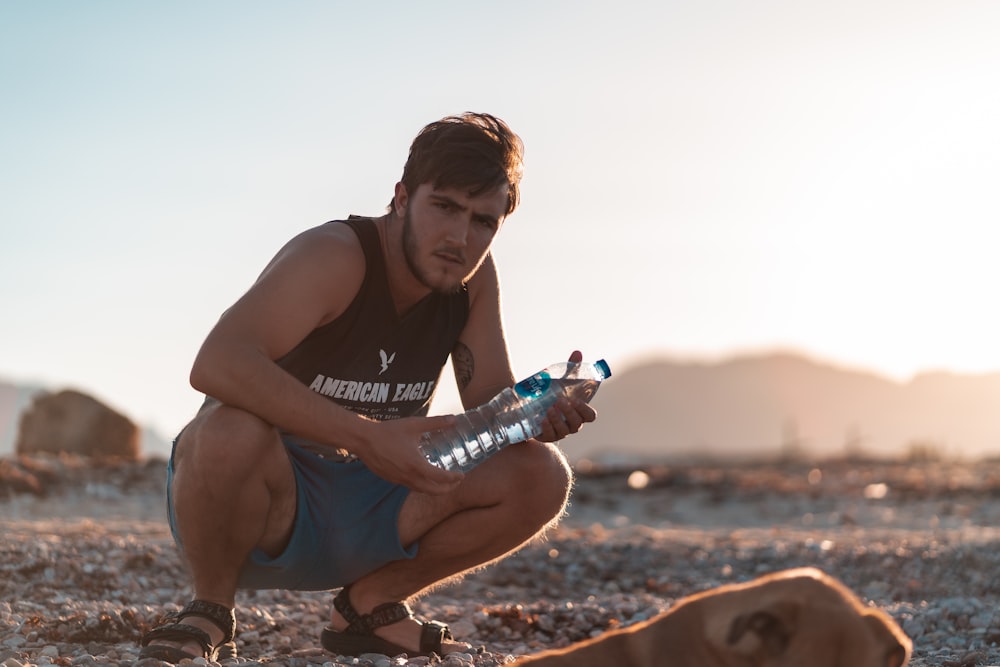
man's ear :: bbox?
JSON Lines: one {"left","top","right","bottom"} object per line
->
{"left": 719, "top": 600, "right": 800, "bottom": 658}
{"left": 393, "top": 182, "right": 409, "bottom": 217}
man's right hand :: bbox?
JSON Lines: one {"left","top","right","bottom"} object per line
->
{"left": 353, "top": 414, "right": 465, "bottom": 495}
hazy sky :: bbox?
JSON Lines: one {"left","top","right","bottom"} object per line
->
{"left": 3, "top": 0, "right": 999, "bottom": 437}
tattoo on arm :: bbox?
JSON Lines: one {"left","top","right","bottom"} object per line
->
{"left": 452, "top": 342, "right": 474, "bottom": 391}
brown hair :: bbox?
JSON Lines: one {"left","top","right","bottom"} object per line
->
{"left": 391, "top": 112, "right": 524, "bottom": 216}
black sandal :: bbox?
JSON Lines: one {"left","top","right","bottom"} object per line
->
{"left": 320, "top": 585, "right": 455, "bottom": 657}
{"left": 139, "top": 599, "right": 237, "bottom": 663}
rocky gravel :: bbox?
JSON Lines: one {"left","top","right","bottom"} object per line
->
{"left": 2, "top": 455, "right": 1000, "bottom": 666}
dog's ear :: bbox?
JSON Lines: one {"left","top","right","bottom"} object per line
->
{"left": 722, "top": 600, "right": 800, "bottom": 658}
{"left": 863, "top": 612, "right": 912, "bottom": 667}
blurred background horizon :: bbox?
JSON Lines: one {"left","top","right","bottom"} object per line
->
{"left": 3, "top": 1, "right": 998, "bottom": 451}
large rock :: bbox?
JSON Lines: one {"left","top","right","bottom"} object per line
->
{"left": 15, "top": 389, "right": 140, "bottom": 460}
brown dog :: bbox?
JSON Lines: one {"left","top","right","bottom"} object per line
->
{"left": 513, "top": 567, "right": 910, "bottom": 667}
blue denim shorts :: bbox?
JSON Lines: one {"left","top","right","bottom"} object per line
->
{"left": 166, "top": 436, "right": 416, "bottom": 591}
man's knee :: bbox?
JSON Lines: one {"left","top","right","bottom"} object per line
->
{"left": 176, "top": 404, "right": 279, "bottom": 470}
{"left": 509, "top": 441, "right": 573, "bottom": 515}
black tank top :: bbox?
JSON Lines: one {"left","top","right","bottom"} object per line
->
{"left": 277, "top": 217, "right": 469, "bottom": 422}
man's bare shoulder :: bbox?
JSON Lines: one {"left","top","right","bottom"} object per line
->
{"left": 286, "top": 219, "right": 364, "bottom": 254}
{"left": 236, "top": 219, "right": 373, "bottom": 331}
{"left": 260, "top": 220, "right": 366, "bottom": 279}
{"left": 465, "top": 252, "right": 500, "bottom": 302}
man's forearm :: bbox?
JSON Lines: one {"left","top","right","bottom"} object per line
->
{"left": 189, "top": 341, "right": 373, "bottom": 456}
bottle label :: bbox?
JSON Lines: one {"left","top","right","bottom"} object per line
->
{"left": 514, "top": 371, "right": 551, "bottom": 399}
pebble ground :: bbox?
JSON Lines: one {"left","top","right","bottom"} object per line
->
{"left": 2, "top": 455, "right": 1000, "bottom": 666}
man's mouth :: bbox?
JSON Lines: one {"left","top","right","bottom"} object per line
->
{"left": 435, "top": 250, "right": 466, "bottom": 266}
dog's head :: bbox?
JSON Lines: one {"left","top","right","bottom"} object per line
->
{"left": 702, "top": 568, "right": 910, "bottom": 667}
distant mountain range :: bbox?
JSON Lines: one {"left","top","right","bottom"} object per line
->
{"left": 564, "top": 353, "right": 1000, "bottom": 463}
{"left": 4, "top": 352, "right": 999, "bottom": 463}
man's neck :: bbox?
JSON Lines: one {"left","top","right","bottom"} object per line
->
{"left": 376, "top": 214, "right": 432, "bottom": 316}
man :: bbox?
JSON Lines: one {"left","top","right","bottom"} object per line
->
{"left": 140, "top": 113, "right": 597, "bottom": 662}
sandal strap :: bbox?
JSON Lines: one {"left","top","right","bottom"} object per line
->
{"left": 419, "top": 619, "right": 454, "bottom": 654}
{"left": 333, "top": 586, "right": 364, "bottom": 630}
{"left": 178, "top": 599, "right": 237, "bottom": 644}
{"left": 334, "top": 585, "right": 414, "bottom": 636}
{"left": 141, "top": 623, "right": 213, "bottom": 654}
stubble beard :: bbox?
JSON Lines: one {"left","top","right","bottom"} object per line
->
{"left": 402, "top": 208, "right": 467, "bottom": 295}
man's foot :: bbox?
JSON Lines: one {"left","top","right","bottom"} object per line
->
{"left": 139, "top": 600, "right": 236, "bottom": 663}
{"left": 320, "top": 585, "right": 471, "bottom": 657}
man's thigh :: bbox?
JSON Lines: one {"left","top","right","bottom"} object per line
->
{"left": 170, "top": 403, "right": 297, "bottom": 555}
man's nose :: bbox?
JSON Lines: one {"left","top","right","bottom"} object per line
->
{"left": 444, "top": 216, "right": 471, "bottom": 246}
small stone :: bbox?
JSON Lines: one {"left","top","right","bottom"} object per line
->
{"left": 448, "top": 619, "right": 477, "bottom": 639}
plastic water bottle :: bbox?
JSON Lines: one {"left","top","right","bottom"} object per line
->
{"left": 421, "top": 359, "right": 612, "bottom": 472}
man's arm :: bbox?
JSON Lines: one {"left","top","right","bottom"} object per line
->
{"left": 452, "top": 254, "right": 516, "bottom": 410}
{"left": 189, "top": 223, "right": 462, "bottom": 493}
{"left": 456, "top": 256, "right": 595, "bottom": 441}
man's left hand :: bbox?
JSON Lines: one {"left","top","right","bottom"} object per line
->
{"left": 535, "top": 350, "right": 597, "bottom": 442}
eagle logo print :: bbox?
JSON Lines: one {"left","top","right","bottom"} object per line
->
{"left": 379, "top": 349, "right": 396, "bottom": 375}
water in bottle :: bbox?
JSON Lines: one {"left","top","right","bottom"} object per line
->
{"left": 421, "top": 358, "right": 612, "bottom": 472}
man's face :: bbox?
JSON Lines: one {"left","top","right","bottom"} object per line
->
{"left": 400, "top": 182, "right": 508, "bottom": 293}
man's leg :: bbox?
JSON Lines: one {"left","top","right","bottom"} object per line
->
{"left": 151, "top": 404, "right": 297, "bottom": 655}
{"left": 327, "top": 439, "right": 573, "bottom": 653}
